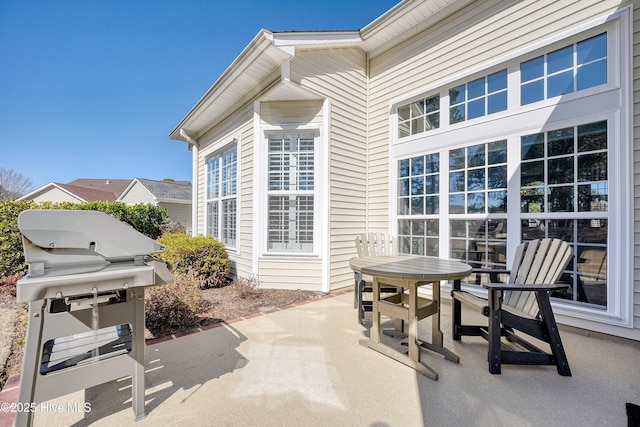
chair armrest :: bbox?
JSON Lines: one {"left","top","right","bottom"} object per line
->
{"left": 482, "top": 282, "right": 570, "bottom": 292}
{"left": 472, "top": 268, "right": 510, "bottom": 275}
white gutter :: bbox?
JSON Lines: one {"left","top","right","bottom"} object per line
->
{"left": 180, "top": 128, "right": 199, "bottom": 237}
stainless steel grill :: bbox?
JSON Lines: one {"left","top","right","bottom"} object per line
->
{"left": 15, "top": 210, "right": 172, "bottom": 426}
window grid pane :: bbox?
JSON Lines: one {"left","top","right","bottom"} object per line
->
{"left": 206, "top": 145, "right": 237, "bottom": 247}
{"left": 520, "top": 121, "right": 608, "bottom": 214}
{"left": 448, "top": 141, "right": 508, "bottom": 214}
{"left": 267, "top": 133, "right": 315, "bottom": 253}
{"left": 397, "top": 154, "right": 440, "bottom": 217}
{"left": 449, "top": 70, "right": 507, "bottom": 125}
{"left": 398, "top": 95, "right": 440, "bottom": 138}
{"left": 520, "top": 33, "right": 607, "bottom": 105}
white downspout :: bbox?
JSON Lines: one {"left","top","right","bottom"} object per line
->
{"left": 180, "top": 128, "right": 199, "bottom": 237}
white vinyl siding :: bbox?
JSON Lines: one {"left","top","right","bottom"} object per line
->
{"left": 367, "top": 0, "right": 635, "bottom": 338}
{"left": 290, "top": 48, "right": 368, "bottom": 289}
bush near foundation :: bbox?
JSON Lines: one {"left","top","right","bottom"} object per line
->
{"left": 157, "top": 234, "right": 230, "bottom": 288}
{"left": 145, "top": 272, "right": 205, "bottom": 335}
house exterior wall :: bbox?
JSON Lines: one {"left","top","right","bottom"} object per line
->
{"left": 158, "top": 201, "right": 192, "bottom": 231}
{"left": 631, "top": 0, "right": 640, "bottom": 334}
{"left": 29, "top": 188, "right": 82, "bottom": 203}
{"left": 290, "top": 48, "right": 369, "bottom": 290}
{"left": 366, "top": 0, "right": 638, "bottom": 339}
{"left": 119, "top": 183, "right": 154, "bottom": 204}
{"left": 196, "top": 104, "right": 254, "bottom": 279}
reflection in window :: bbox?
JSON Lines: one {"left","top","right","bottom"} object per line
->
{"left": 521, "top": 120, "right": 608, "bottom": 308}
{"left": 520, "top": 121, "right": 607, "bottom": 214}
{"left": 398, "top": 154, "right": 440, "bottom": 216}
{"left": 398, "top": 95, "right": 440, "bottom": 138}
{"left": 521, "top": 219, "right": 607, "bottom": 308}
{"left": 398, "top": 219, "right": 439, "bottom": 256}
{"left": 449, "top": 140, "right": 507, "bottom": 214}
{"left": 450, "top": 70, "right": 507, "bottom": 124}
{"left": 450, "top": 219, "right": 508, "bottom": 284}
{"left": 521, "top": 33, "right": 607, "bottom": 105}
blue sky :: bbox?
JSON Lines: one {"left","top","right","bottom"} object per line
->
{"left": 0, "top": 0, "right": 398, "bottom": 190}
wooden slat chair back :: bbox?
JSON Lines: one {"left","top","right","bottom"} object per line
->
{"left": 353, "top": 233, "right": 398, "bottom": 325}
{"left": 355, "top": 232, "right": 396, "bottom": 257}
{"left": 451, "top": 238, "right": 573, "bottom": 376}
{"left": 503, "top": 238, "right": 573, "bottom": 319}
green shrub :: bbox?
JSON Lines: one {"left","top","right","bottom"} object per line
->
{"left": 158, "top": 234, "right": 230, "bottom": 288}
{"left": 145, "top": 272, "right": 205, "bottom": 335}
{"left": 0, "top": 200, "right": 35, "bottom": 277}
{"left": 0, "top": 200, "right": 168, "bottom": 278}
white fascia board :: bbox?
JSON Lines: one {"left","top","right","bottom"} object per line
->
{"left": 272, "top": 31, "right": 361, "bottom": 48}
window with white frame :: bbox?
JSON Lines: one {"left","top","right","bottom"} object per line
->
{"left": 393, "top": 19, "right": 627, "bottom": 318}
{"left": 397, "top": 94, "right": 440, "bottom": 138}
{"left": 520, "top": 33, "right": 607, "bottom": 105}
{"left": 449, "top": 70, "right": 507, "bottom": 124}
{"left": 266, "top": 132, "right": 316, "bottom": 253}
{"left": 397, "top": 154, "right": 440, "bottom": 256}
{"left": 448, "top": 141, "right": 509, "bottom": 271}
{"left": 206, "top": 144, "right": 237, "bottom": 248}
{"left": 520, "top": 121, "right": 608, "bottom": 307}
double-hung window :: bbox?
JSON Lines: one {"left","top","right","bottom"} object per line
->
{"left": 267, "top": 132, "right": 316, "bottom": 253}
{"left": 206, "top": 145, "right": 237, "bottom": 248}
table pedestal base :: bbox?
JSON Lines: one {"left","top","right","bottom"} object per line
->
{"left": 359, "top": 338, "right": 439, "bottom": 380}
{"left": 385, "top": 330, "right": 460, "bottom": 363}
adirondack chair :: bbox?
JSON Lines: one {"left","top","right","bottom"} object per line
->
{"left": 451, "top": 238, "right": 573, "bottom": 375}
{"left": 353, "top": 233, "right": 401, "bottom": 326}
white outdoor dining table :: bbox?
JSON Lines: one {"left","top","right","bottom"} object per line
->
{"left": 349, "top": 255, "right": 472, "bottom": 380}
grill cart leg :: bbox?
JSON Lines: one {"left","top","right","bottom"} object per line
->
{"left": 15, "top": 299, "right": 46, "bottom": 427}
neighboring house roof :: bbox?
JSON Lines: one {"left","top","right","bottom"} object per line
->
{"left": 17, "top": 178, "right": 189, "bottom": 203}
{"left": 169, "top": 0, "right": 474, "bottom": 142}
{"left": 17, "top": 181, "right": 120, "bottom": 202}
{"left": 66, "top": 179, "right": 131, "bottom": 200}
{"left": 118, "top": 178, "right": 192, "bottom": 203}
{"left": 56, "top": 183, "right": 123, "bottom": 202}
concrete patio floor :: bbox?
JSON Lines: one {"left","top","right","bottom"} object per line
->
{"left": 2, "top": 289, "right": 639, "bottom": 426}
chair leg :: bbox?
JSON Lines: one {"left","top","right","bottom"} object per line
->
{"left": 487, "top": 289, "right": 503, "bottom": 374}
{"left": 452, "top": 280, "right": 462, "bottom": 341}
{"left": 357, "top": 278, "right": 366, "bottom": 326}
{"left": 536, "top": 292, "right": 572, "bottom": 376}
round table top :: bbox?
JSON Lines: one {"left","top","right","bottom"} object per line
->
{"left": 349, "top": 255, "right": 472, "bottom": 282}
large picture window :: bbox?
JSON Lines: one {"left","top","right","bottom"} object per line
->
{"left": 206, "top": 145, "right": 237, "bottom": 248}
{"left": 392, "top": 19, "right": 626, "bottom": 320}
{"left": 266, "top": 132, "right": 316, "bottom": 253}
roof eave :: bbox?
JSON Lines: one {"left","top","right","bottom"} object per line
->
{"left": 169, "top": 30, "right": 290, "bottom": 142}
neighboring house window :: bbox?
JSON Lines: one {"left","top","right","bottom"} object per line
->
{"left": 267, "top": 132, "right": 315, "bottom": 253}
{"left": 520, "top": 33, "right": 607, "bottom": 105}
{"left": 449, "top": 70, "right": 507, "bottom": 124}
{"left": 206, "top": 145, "right": 237, "bottom": 248}
{"left": 397, "top": 94, "right": 440, "bottom": 138}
